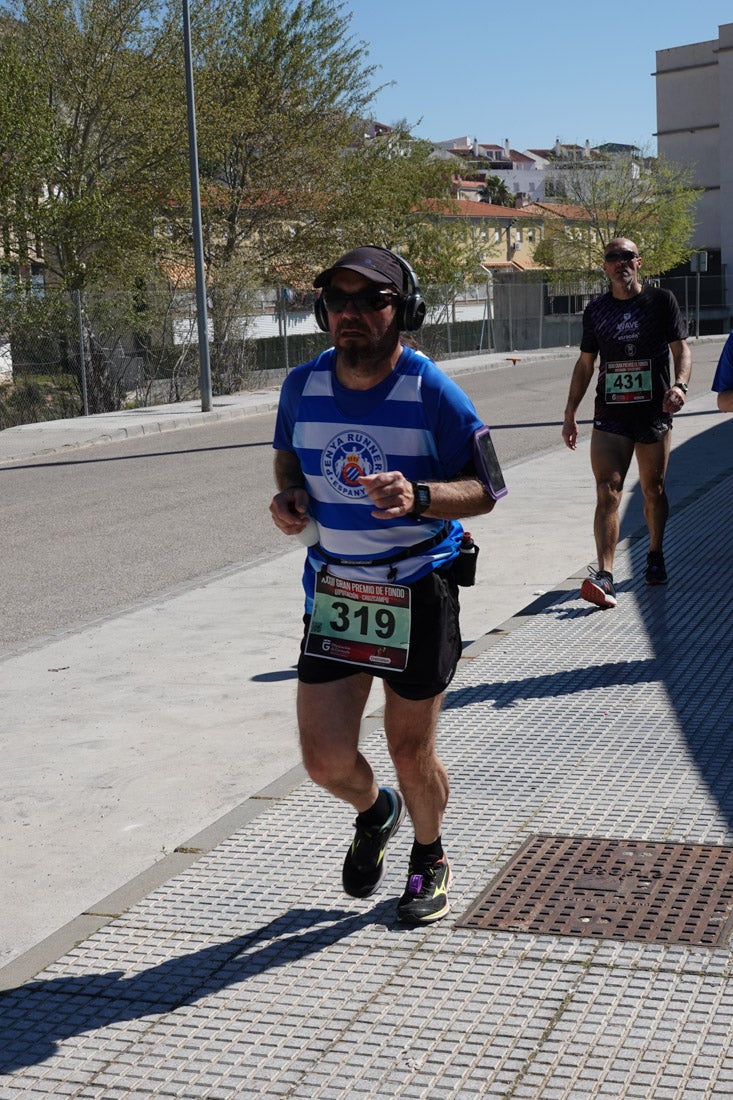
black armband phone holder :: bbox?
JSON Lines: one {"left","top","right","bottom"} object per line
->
{"left": 473, "top": 426, "right": 508, "bottom": 501}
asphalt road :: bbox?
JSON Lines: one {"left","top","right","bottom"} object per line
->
{"left": 1, "top": 345, "right": 721, "bottom": 656}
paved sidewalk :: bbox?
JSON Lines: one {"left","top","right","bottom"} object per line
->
{"left": 1, "top": 349, "right": 732, "bottom": 1097}
{"left": 0, "top": 386, "right": 283, "bottom": 463}
{"left": 1, "top": 347, "right": 599, "bottom": 976}
{"left": 0, "top": 350, "right": 534, "bottom": 466}
{"left": 1, "top": 457, "right": 731, "bottom": 1097}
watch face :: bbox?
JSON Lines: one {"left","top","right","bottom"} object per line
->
{"left": 411, "top": 482, "right": 430, "bottom": 515}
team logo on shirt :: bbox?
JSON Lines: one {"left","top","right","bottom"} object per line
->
{"left": 322, "top": 430, "right": 386, "bottom": 498}
{"left": 615, "top": 313, "right": 639, "bottom": 338}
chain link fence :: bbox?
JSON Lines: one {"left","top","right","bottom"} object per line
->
{"left": 1, "top": 272, "right": 728, "bottom": 430}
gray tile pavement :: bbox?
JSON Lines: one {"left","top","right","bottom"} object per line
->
{"left": 3, "top": 346, "right": 601, "bottom": 975}
{"left": 1, "top": 348, "right": 732, "bottom": 1097}
{"left": 1, "top": 470, "right": 731, "bottom": 1098}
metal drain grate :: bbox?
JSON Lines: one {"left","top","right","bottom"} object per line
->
{"left": 457, "top": 835, "right": 733, "bottom": 946}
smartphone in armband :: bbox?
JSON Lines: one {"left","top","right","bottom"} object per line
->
{"left": 473, "top": 426, "right": 508, "bottom": 501}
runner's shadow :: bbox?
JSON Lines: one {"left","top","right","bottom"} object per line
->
{"left": 446, "top": 656, "right": 661, "bottom": 711}
{"left": 450, "top": 419, "right": 733, "bottom": 830}
{"left": 623, "top": 421, "right": 733, "bottom": 833}
{"left": 619, "top": 415, "right": 731, "bottom": 543}
{"left": 0, "top": 902, "right": 394, "bottom": 1073}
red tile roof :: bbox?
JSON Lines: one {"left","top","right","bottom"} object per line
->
{"left": 424, "top": 198, "right": 543, "bottom": 219}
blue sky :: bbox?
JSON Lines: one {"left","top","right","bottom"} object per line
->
{"left": 345, "top": 2, "right": 732, "bottom": 153}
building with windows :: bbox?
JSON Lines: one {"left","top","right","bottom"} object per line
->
{"left": 434, "top": 137, "right": 547, "bottom": 201}
{"left": 655, "top": 22, "right": 733, "bottom": 327}
{"left": 434, "top": 136, "right": 646, "bottom": 206}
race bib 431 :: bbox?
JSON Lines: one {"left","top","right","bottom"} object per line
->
{"left": 605, "top": 361, "right": 652, "bottom": 404}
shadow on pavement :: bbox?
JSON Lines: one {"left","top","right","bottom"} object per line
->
{"left": 625, "top": 421, "right": 733, "bottom": 837}
{"left": 449, "top": 417, "right": 733, "bottom": 838}
{"left": 618, "top": 412, "right": 730, "bottom": 544}
{"left": 2, "top": 417, "right": 730, "bottom": 1080}
{"left": 0, "top": 903, "right": 398, "bottom": 1073}
{"left": 447, "top": 654, "right": 662, "bottom": 711}
{"left": 0, "top": 438, "right": 271, "bottom": 473}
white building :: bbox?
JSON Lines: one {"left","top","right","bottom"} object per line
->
{"left": 435, "top": 137, "right": 546, "bottom": 200}
{"left": 436, "top": 137, "right": 643, "bottom": 206}
{"left": 655, "top": 22, "right": 733, "bottom": 323}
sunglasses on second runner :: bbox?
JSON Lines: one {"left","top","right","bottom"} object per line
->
{"left": 604, "top": 249, "right": 639, "bottom": 263}
{"left": 320, "top": 288, "right": 400, "bottom": 314}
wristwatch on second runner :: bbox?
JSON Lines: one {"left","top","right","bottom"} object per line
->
{"left": 409, "top": 481, "right": 431, "bottom": 517}
{"left": 673, "top": 381, "right": 688, "bottom": 394}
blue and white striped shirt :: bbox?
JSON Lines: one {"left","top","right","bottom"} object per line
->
{"left": 273, "top": 345, "right": 483, "bottom": 608}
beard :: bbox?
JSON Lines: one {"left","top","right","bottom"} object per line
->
{"left": 335, "top": 320, "right": 400, "bottom": 372}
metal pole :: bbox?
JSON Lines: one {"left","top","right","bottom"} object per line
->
{"left": 567, "top": 282, "right": 571, "bottom": 346}
{"left": 478, "top": 288, "right": 488, "bottom": 352}
{"left": 445, "top": 290, "right": 452, "bottom": 355}
{"left": 75, "top": 289, "right": 89, "bottom": 416}
{"left": 182, "top": 0, "right": 212, "bottom": 411}
{"left": 281, "top": 288, "right": 290, "bottom": 374}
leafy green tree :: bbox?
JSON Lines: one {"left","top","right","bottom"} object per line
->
{"left": 155, "top": 0, "right": 380, "bottom": 389}
{"left": 173, "top": 1, "right": 467, "bottom": 385}
{"left": 1, "top": 0, "right": 470, "bottom": 406}
{"left": 0, "top": 21, "right": 55, "bottom": 290}
{"left": 323, "top": 129, "right": 471, "bottom": 275}
{"left": 545, "top": 151, "right": 701, "bottom": 274}
{"left": 1, "top": 0, "right": 184, "bottom": 292}
{"left": 183, "top": 0, "right": 376, "bottom": 281}
{"left": 0, "top": 0, "right": 189, "bottom": 409}
{"left": 182, "top": 4, "right": 473, "bottom": 284}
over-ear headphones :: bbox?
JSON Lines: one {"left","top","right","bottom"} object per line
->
{"left": 314, "top": 247, "right": 426, "bottom": 333}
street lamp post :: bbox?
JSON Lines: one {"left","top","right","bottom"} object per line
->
{"left": 182, "top": 0, "right": 212, "bottom": 411}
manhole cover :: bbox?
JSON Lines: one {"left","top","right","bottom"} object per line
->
{"left": 457, "top": 835, "right": 733, "bottom": 946}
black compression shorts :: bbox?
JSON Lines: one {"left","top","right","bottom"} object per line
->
{"left": 593, "top": 412, "right": 672, "bottom": 444}
{"left": 297, "top": 568, "right": 462, "bottom": 701}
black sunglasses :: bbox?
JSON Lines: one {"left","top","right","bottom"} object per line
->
{"left": 321, "top": 288, "right": 399, "bottom": 314}
{"left": 604, "top": 249, "right": 638, "bottom": 262}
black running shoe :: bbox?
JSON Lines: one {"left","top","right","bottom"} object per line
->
{"left": 342, "top": 787, "right": 406, "bottom": 898}
{"left": 645, "top": 551, "right": 668, "bottom": 586}
{"left": 580, "top": 568, "right": 617, "bottom": 609}
{"left": 397, "top": 853, "right": 451, "bottom": 924}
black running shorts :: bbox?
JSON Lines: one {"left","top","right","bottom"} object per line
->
{"left": 593, "top": 412, "right": 672, "bottom": 444}
{"left": 297, "top": 568, "right": 462, "bottom": 701}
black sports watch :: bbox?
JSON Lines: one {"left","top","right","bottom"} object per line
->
{"left": 673, "top": 381, "right": 688, "bottom": 394}
{"left": 409, "top": 481, "right": 431, "bottom": 517}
